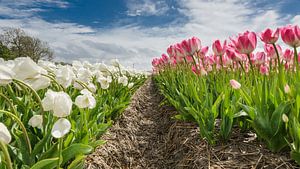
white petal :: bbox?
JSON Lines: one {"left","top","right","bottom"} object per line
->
{"left": 51, "top": 118, "right": 71, "bottom": 138}
{"left": 42, "top": 89, "right": 56, "bottom": 111}
{"left": 28, "top": 115, "right": 43, "bottom": 129}
{"left": 52, "top": 92, "right": 73, "bottom": 118}
{"left": 0, "top": 123, "right": 11, "bottom": 144}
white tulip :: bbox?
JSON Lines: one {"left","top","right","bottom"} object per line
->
{"left": 128, "top": 82, "right": 134, "bottom": 88}
{"left": 28, "top": 115, "right": 43, "bottom": 129}
{"left": 12, "top": 57, "right": 47, "bottom": 80}
{"left": 118, "top": 76, "right": 128, "bottom": 86}
{"left": 75, "top": 89, "right": 96, "bottom": 109}
{"left": 98, "top": 76, "right": 111, "bottom": 89}
{"left": 111, "top": 59, "right": 120, "bottom": 67}
{"left": 42, "top": 90, "right": 73, "bottom": 117}
{"left": 24, "top": 76, "right": 51, "bottom": 91}
{"left": 52, "top": 92, "right": 73, "bottom": 117}
{"left": 38, "top": 60, "right": 56, "bottom": 72}
{"left": 55, "top": 65, "right": 75, "bottom": 88}
{"left": 0, "top": 64, "right": 15, "bottom": 86}
{"left": 87, "top": 83, "right": 97, "bottom": 93}
{"left": 51, "top": 118, "right": 71, "bottom": 138}
{"left": 0, "top": 123, "right": 11, "bottom": 144}
{"left": 42, "top": 89, "right": 56, "bottom": 111}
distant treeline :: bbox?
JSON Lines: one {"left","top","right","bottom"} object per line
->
{"left": 0, "top": 28, "right": 53, "bottom": 62}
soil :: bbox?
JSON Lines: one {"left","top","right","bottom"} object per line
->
{"left": 85, "top": 78, "right": 299, "bottom": 169}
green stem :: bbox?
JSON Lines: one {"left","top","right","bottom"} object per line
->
{"left": 75, "top": 80, "right": 93, "bottom": 94}
{"left": 42, "top": 74, "right": 64, "bottom": 91}
{"left": 0, "top": 110, "right": 32, "bottom": 154}
{"left": 57, "top": 138, "right": 63, "bottom": 169}
{"left": 13, "top": 79, "right": 43, "bottom": 111}
{"left": 0, "top": 141, "right": 13, "bottom": 169}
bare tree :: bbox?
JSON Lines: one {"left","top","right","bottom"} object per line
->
{"left": 0, "top": 28, "right": 53, "bottom": 61}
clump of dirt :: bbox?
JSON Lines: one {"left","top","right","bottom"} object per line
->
{"left": 85, "top": 78, "right": 299, "bottom": 169}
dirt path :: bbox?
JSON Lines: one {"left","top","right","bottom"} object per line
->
{"left": 85, "top": 78, "right": 298, "bottom": 169}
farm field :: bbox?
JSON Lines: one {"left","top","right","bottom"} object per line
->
{"left": 1, "top": 1, "right": 300, "bottom": 168}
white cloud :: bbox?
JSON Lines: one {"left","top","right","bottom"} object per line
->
{"left": 126, "top": 0, "right": 169, "bottom": 16}
{"left": 0, "top": 0, "right": 298, "bottom": 70}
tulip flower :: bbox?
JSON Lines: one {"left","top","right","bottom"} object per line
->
{"left": 230, "top": 31, "right": 257, "bottom": 54}
{"left": 198, "top": 46, "right": 209, "bottom": 58}
{"left": 189, "top": 37, "right": 201, "bottom": 54}
{"left": 181, "top": 39, "right": 192, "bottom": 55}
{"left": 260, "top": 28, "right": 280, "bottom": 44}
{"left": 111, "top": 59, "right": 120, "bottom": 67}
{"left": 51, "top": 118, "right": 71, "bottom": 139}
{"left": 12, "top": 57, "right": 47, "bottom": 81}
{"left": 281, "top": 25, "right": 300, "bottom": 47}
{"left": 28, "top": 115, "right": 43, "bottom": 129}
{"left": 282, "top": 114, "right": 289, "bottom": 123}
{"left": 283, "top": 49, "right": 294, "bottom": 62}
{"left": 174, "top": 43, "right": 185, "bottom": 58}
{"left": 98, "top": 76, "right": 112, "bottom": 89}
{"left": 254, "top": 52, "right": 267, "bottom": 65}
{"left": 230, "top": 79, "right": 241, "bottom": 89}
{"left": 24, "top": 76, "right": 51, "bottom": 91}
{"left": 75, "top": 89, "right": 96, "bottom": 109}
{"left": 264, "top": 44, "right": 282, "bottom": 59}
{"left": 167, "top": 45, "right": 176, "bottom": 58}
{"left": 212, "top": 40, "right": 227, "bottom": 56}
{"left": 42, "top": 90, "right": 73, "bottom": 118}
{"left": 260, "top": 65, "right": 269, "bottom": 75}
{"left": 55, "top": 65, "right": 75, "bottom": 88}
{"left": 118, "top": 76, "right": 128, "bottom": 86}
{"left": 128, "top": 82, "right": 134, "bottom": 88}
{"left": 284, "top": 84, "right": 291, "bottom": 94}
{"left": 0, "top": 123, "right": 11, "bottom": 144}
{"left": 0, "top": 64, "right": 15, "bottom": 86}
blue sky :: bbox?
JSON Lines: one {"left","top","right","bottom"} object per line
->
{"left": 0, "top": 0, "right": 299, "bottom": 69}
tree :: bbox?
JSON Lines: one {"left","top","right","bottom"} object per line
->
{"left": 0, "top": 42, "right": 13, "bottom": 60}
{"left": 0, "top": 28, "right": 53, "bottom": 61}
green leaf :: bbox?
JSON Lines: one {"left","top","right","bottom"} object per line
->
{"left": 30, "top": 158, "right": 58, "bottom": 169}
{"left": 67, "top": 155, "right": 85, "bottom": 169}
{"left": 61, "top": 144, "right": 93, "bottom": 165}
{"left": 89, "top": 140, "right": 106, "bottom": 148}
{"left": 270, "top": 102, "right": 291, "bottom": 136}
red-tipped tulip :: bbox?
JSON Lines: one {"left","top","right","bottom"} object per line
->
{"left": 189, "top": 37, "right": 201, "bottom": 54}
{"left": 231, "top": 31, "right": 257, "bottom": 54}
{"left": 281, "top": 25, "right": 300, "bottom": 47}
{"left": 212, "top": 40, "right": 227, "bottom": 56}
{"left": 260, "top": 28, "right": 279, "bottom": 44}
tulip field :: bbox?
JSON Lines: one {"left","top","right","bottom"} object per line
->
{"left": 2, "top": 24, "right": 300, "bottom": 168}
{"left": 0, "top": 57, "right": 146, "bottom": 168}
{"left": 153, "top": 25, "right": 300, "bottom": 165}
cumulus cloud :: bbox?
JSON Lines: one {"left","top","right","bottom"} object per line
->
{"left": 0, "top": 0, "right": 298, "bottom": 70}
{"left": 126, "top": 0, "right": 169, "bottom": 16}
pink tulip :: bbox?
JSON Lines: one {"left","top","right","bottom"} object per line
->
{"left": 197, "top": 46, "right": 209, "bottom": 58}
{"left": 260, "top": 65, "right": 269, "bottom": 75}
{"left": 181, "top": 39, "right": 191, "bottom": 55}
{"left": 230, "top": 79, "right": 241, "bottom": 89}
{"left": 230, "top": 31, "right": 257, "bottom": 54}
{"left": 254, "top": 52, "right": 267, "bottom": 65}
{"left": 296, "top": 26, "right": 300, "bottom": 40}
{"left": 174, "top": 43, "right": 185, "bottom": 58}
{"left": 284, "top": 84, "right": 291, "bottom": 94}
{"left": 283, "top": 49, "right": 293, "bottom": 62}
{"left": 189, "top": 37, "right": 201, "bottom": 54}
{"left": 167, "top": 45, "right": 176, "bottom": 57}
{"left": 260, "top": 28, "right": 279, "bottom": 44}
{"left": 225, "top": 47, "right": 243, "bottom": 62}
{"left": 152, "top": 58, "right": 160, "bottom": 67}
{"left": 281, "top": 25, "right": 300, "bottom": 47}
{"left": 212, "top": 40, "right": 227, "bottom": 56}
{"left": 264, "top": 44, "right": 282, "bottom": 59}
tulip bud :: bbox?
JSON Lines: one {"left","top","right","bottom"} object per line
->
{"left": 230, "top": 79, "right": 241, "bottom": 89}
{"left": 282, "top": 114, "right": 289, "bottom": 123}
{"left": 28, "top": 115, "right": 43, "bottom": 129}
{"left": 284, "top": 84, "right": 291, "bottom": 94}
{"left": 51, "top": 118, "right": 71, "bottom": 139}
{"left": 0, "top": 123, "right": 11, "bottom": 144}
